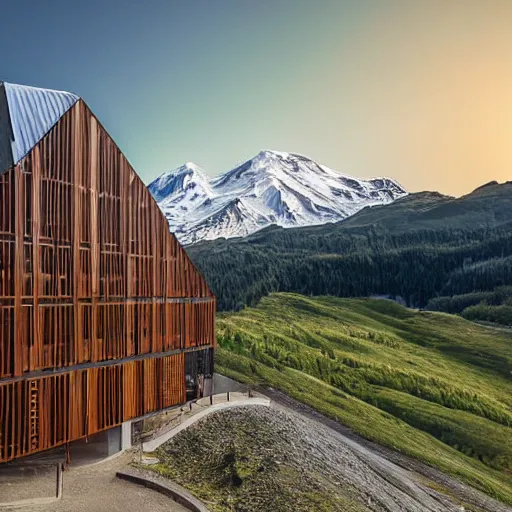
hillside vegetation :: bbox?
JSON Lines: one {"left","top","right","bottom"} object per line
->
{"left": 215, "top": 293, "right": 512, "bottom": 504}
{"left": 187, "top": 182, "right": 512, "bottom": 313}
{"left": 426, "top": 286, "right": 512, "bottom": 327}
{"left": 152, "top": 407, "right": 371, "bottom": 512}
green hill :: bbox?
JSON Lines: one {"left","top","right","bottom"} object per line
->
{"left": 187, "top": 182, "right": 512, "bottom": 312}
{"left": 215, "top": 293, "right": 512, "bottom": 504}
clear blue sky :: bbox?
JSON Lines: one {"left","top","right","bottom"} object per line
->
{"left": 2, "top": 0, "right": 511, "bottom": 195}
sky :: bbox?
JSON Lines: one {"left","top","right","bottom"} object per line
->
{"left": 1, "top": 0, "right": 511, "bottom": 196}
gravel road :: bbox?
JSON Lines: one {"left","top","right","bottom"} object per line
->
{"left": 262, "top": 388, "right": 512, "bottom": 512}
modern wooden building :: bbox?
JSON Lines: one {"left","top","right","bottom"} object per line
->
{"left": 0, "top": 82, "right": 215, "bottom": 463}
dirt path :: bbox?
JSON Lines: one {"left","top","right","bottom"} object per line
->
{"left": 261, "top": 387, "right": 511, "bottom": 512}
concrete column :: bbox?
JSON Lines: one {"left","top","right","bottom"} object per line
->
{"left": 203, "top": 377, "right": 213, "bottom": 397}
{"left": 107, "top": 426, "right": 121, "bottom": 456}
{"left": 121, "top": 420, "right": 132, "bottom": 450}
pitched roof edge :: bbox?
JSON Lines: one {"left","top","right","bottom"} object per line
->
{"left": 2, "top": 81, "right": 79, "bottom": 166}
{"left": 0, "top": 82, "right": 14, "bottom": 174}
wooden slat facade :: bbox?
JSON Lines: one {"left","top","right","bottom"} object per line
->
{"left": 0, "top": 101, "right": 215, "bottom": 463}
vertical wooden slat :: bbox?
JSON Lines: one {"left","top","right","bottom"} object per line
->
{"left": 72, "top": 104, "right": 81, "bottom": 366}
{"left": 90, "top": 117, "right": 99, "bottom": 364}
{"left": 13, "top": 165, "right": 24, "bottom": 377}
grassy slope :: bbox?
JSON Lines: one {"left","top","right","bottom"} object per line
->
{"left": 215, "top": 293, "right": 512, "bottom": 504}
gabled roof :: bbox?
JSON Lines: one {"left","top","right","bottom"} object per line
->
{"left": 0, "top": 81, "right": 79, "bottom": 173}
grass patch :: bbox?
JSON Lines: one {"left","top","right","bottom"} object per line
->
{"left": 215, "top": 293, "right": 512, "bottom": 504}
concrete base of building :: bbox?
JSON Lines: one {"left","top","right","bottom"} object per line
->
{"left": 68, "top": 421, "right": 132, "bottom": 466}
{"left": 107, "top": 426, "right": 121, "bottom": 456}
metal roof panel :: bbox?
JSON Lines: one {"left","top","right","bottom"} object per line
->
{"left": 3, "top": 82, "right": 79, "bottom": 164}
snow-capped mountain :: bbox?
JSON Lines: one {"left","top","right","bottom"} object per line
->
{"left": 149, "top": 150, "right": 407, "bottom": 245}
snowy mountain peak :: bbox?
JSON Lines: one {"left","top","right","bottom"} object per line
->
{"left": 149, "top": 151, "right": 407, "bottom": 245}
{"left": 148, "top": 162, "right": 212, "bottom": 204}
{"left": 257, "top": 149, "right": 291, "bottom": 160}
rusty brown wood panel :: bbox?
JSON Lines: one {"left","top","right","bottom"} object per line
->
{"left": 0, "top": 353, "right": 191, "bottom": 462}
{"left": 0, "top": 354, "right": 190, "bottom": 462}
{"left": 0, "top": 100, "right": 215, "bottom": 463}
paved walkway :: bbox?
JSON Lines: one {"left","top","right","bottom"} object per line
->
{"left": 0, "top": 453, "right": 189, "bottom": 512}
{"left": 143, "top": 393, "right": 271, "bottom": 452}
{"left": 117, "top": 468, "right": 209, "bottom": 512}
{"left": 0, "top": 392, "right": 268, "bottom": 511}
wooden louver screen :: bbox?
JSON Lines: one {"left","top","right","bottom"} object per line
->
{"left": 0, "top": 100, "right": 215, "bottom": 463}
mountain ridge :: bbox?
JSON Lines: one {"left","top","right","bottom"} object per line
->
{"left": 149, "top": 150, "right": 407, "bottom": 244}
{"left": 185, "top": 181, "right": 512, "bottom": 310}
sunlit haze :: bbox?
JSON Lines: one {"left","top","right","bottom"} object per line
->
{"left": 2, "top": 0, "right": 511, "bottom": 195}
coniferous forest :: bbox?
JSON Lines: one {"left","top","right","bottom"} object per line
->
{"left": 187, "top": 182, "right": 512, "bottom": 324}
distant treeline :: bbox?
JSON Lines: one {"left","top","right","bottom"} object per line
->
{"left": 189, "top": 226, "right": 512, "bottom": 310}
{"left": 188, "top": 227, "right": 512, "bottom": 314}
{"left": 427, "top": 286, "right": 512, "bottom": 326}
{"left": 186, "top": 185, "right": 512, "bottom": 320}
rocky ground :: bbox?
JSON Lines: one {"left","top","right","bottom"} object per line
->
{"left": 264, "top": 388, "right": 511, "bottom": 512}
{"left": 150, "top": 403, "right": 510, "bottom": 512}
